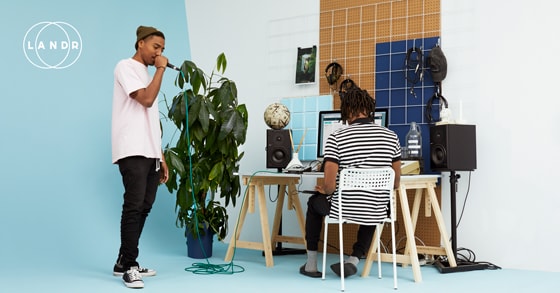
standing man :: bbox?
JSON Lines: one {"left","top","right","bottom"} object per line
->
{"left": 111, "top": 25, "right": 169, "bottom": 289}
{"left": 300, "top": 87, "right": 401, "bottom": 279}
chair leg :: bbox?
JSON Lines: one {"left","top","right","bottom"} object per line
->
{"left": 391, "top": 221, "right": 398, "bottom": 289}
{"left": 338, "top": 221, "right": 345, "bottom": 292}
{"left": 377, "top": 223, "right": 382, "bottom": 279}
{"left": 322, "top": 219, "right": 329, "bottom": 280}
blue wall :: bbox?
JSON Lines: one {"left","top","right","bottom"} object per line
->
{"left": 0, "top": 0, "right": 190, "bottom": 272}
{"left": 375, "top": 37, "right": 442, "bottom": 172}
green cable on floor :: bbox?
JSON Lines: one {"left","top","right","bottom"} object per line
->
{"left": 185, "top": 261, "right": 245, "bottom": 275}
{"left": 183, "top": 170, "right": 282, "bottom": 275}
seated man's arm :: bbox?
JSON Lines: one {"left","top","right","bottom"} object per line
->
{"left": 391, "top": 160, "right": 401, "bottom": 189}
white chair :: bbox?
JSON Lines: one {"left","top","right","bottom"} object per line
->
{"left": 321, "top": 167, "right": 397, "bottom": 291}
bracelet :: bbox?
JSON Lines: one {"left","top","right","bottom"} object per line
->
{"left": 157, "top": 66, "right": 165, "bottom": 70}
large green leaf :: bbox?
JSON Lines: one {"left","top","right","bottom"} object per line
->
{"left": 217, "top": 108, "right": 235, "bottom": 141}
{"left": 208, "top": 162, "right": 224, "bottom": 182}
{"left": 197, "top": 97, "right": 210, "bottom": 132}
{"left": 216, "top": 53, "right": 227, "bottom": 73}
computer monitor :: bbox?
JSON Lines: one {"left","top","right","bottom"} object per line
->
{"left": 316, "top": 108, "right": 389, "bottom": 158}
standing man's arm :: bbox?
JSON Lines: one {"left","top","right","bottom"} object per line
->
{"left": 130, "top": 55, "right": 168, "bottom": 107}
{"left": 160, "top": 150, "right": 169, "bottom": 184}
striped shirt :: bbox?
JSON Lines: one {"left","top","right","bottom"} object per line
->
{"left": 324, "top": 117, "right": 401, "bottom": 224}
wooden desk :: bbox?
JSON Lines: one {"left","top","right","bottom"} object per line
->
{"left": 224, "top": 173, "right": 306, "bottom": 267}
{"left": 362, "top": 174, "right": 457, "bottom": 282}
{"left": 223, "top": 172, "right": 457, "bottom": 277}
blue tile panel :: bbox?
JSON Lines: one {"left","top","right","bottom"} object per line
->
{"left": 282, "top": 95, "right": 333, "bottom": 161}
{"left": 375, "top": 36, "right": 442, "bottom": 172}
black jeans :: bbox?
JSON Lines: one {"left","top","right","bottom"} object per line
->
{"left": 116, "top": 156, "right": 160, "bottom": 269}
{"left": 305, "top": 193, "right": 376, "bottom": 258}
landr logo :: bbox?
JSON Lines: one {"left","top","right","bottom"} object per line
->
{"left": 23, "top": 21, "right": 83, "bottom": 69}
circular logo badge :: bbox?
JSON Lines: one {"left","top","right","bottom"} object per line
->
{"left": 23, "top": 21, "right": 83, "bottom": 69}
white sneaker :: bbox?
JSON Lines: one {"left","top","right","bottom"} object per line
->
{"left": 114, "top": 263, "right": 156, "bottom": 277}
{"left": 122, "top": 266, "right": 144, "bottom": 289}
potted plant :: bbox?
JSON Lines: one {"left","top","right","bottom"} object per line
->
{"left": 163, "top": 53, "right": 248, "bottom": 258}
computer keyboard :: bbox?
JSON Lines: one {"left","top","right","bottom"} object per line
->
{"left": 302, "top": 171, "right": 324, "bottom": 176}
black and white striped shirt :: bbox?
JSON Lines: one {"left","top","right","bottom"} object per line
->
{"left": 324, "top": 117, "right": 401, "bottom": 224}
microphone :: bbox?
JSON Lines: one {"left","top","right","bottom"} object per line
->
{"left": 166, "top": 62, "right": 180, "bottom": 71}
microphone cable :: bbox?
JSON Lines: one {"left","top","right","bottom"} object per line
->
{"left": 404, "top": 47, "right": 424, "bottom": 98}
{"left": 186, "top": 170, "right": 286, "bottom": 274}
{"left": 173, "top": 68, "right": 245, "bottom": 275}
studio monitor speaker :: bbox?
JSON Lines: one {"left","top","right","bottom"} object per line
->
{"left": 266, "top": 129, "right": 292, "bottom": 169}
{"left": 430, "top": 124, "right": 477, "bottom": 171}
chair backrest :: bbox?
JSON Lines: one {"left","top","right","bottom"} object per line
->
{"left": 334, "top": 167, "right": 395, "bottom": 224}
{"left": 339, "top": 168, "right": 395, "bottom": 192}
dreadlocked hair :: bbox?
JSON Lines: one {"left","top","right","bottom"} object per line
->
{"left": 340, "top": 86, "right": 376, "bottom": 123}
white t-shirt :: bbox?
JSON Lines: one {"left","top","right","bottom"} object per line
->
{"left": 111, "top": 58, "right": 162, "bottom": 164}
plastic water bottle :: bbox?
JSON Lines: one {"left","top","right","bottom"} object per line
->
{"left": 406, "top": 121, "right": 422, "bottom": 159}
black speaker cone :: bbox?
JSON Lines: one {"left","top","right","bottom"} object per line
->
{"left": 272, "top": 149, "right": 287, "bottom": 163}
{"left": 431, "top": 145, "right": 446, "bottom": 166}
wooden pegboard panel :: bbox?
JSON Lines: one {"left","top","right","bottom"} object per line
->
{"left": 377, "top": 2, "right": 392, "bottom": 20}
{"left": 391, "top": 0, "right": 408, "bottom": 18}
{"left": 319, "top": 0, "right": 441, "bottom": 99}
{"left": 347, "top": 7, "right": 362, "bottom": 24}
{"left": 423, "top": 0, "right": 441, "bottom": 14}
{"left": 320, "top": 11, "right": 333, "bottom": 27}
{"left": 360, "top": 55, "right": 375, "bottom": 73}
{"left": 425, "top": 13, "right": 441, "bottom": 33}
{"left": 362, "top": 5, "right": 376, "bottom": 22}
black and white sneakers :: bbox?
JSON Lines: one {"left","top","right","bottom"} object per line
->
{"left": 113, "top": 263, "right": 157, "bottom": 277}
{"left": 122, "top": 266, "right": 144, "bottom": 289}
{"left": 114, "top": 262, "right": 156, "bottom": 289}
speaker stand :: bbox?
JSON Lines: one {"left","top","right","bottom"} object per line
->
{"left": 435, "top": 171, "right": 487, "bottom": 273}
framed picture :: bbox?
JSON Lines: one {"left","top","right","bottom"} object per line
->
{"left": 295, "top": 46, "right": 317, "bottom": 84}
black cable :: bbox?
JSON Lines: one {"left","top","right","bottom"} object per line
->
{"left": 405, "top": 47, "right": 424, "bottom": 97}
{"left": 454, "top": 247, "right": 502, "bottom": 270}
{"left": 440, "top": 171, "right": 501, "bottom": 271}
{"left": 456, "top": 171, "right": 472, "bottom": 227}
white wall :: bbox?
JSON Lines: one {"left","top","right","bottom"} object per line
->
{"left": 185, "top": 0, "right": 560, "bottom": 272}
{"left": 441, "top": 0, "right": 560, "bottom": 272}
{"left": 185, "top": 1, "right": 320, "bottom": 246}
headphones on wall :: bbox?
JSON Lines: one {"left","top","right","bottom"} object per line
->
{"left": 325, "top": 62, "right": 343, "bottom": 85}
{"left": 425, "top": 85, "right": 448, "bottom": 123}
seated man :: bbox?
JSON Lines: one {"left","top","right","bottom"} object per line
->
{"left": 300, "top": 87, "right": 401, "bottom": 278}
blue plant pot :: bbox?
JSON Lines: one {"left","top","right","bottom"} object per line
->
{"left": 185, "top": 227, "right": 214, "bottom": 259}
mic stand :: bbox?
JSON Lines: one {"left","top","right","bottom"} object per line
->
{"left": 435, "top": 170, "right": 487, "bottom": 273}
